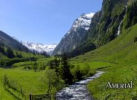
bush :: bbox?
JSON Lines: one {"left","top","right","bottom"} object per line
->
{"left": 72, "top": 66, "right": 83, "bottom": 81}
{"left": 134, "top": 37, "right": 137, "bottom": 42}
{"left": 41, "top": 68, "right": 64, "bottom": 95}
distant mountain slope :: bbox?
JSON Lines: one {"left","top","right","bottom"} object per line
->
{"left": 23, "top": 42, "right": 56, "bottom": 55}
{"left": 53, "top": 13, "right": 94, "bottom": 55}
{"left": 0, "top": 31, "right": 29, "bottom": 52}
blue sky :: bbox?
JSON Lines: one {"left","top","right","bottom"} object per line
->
{"left": 0, "top": 0, "right": 102, "bottom": 44}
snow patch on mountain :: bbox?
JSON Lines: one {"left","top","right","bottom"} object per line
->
{"left": 53, "top": 12, "right": 95, "bottom": 55}
{"left": 23, "top": 42, "right": 56, "bottom": 55}
{"left": 68, "top": 12, "right": 94, "bottom": 34}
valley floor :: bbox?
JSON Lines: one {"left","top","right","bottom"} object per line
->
{"left": 1, "top": 24, "right": 137, "bottom": 100}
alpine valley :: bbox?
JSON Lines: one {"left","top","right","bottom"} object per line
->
{"left": 1, "top": 0, "right": 137, "bottom": 100}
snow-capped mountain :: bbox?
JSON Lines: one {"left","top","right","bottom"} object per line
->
{"left": 70, "top": 13, "right": 94, "bottom": 32}
{"left": 53, "top": 12, "right": 94, "bottom": 55}
{"left": 65, "top": 13, "right": 94, "bottom": 37}
{"left": 23, "top": 42, "right": 56, "bottom": 55}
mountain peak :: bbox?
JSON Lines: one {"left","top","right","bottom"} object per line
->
{"left": 84, "top": 12, "right": 95, "bottom": 18}
{"left": 22, "top": 42, "right": 57, "bottom": 55}
{"left": 53, "top": 12, "right": 94, "bottom": 55}
{"left": 70, "top": 12, "right": 95, "bottom": 32}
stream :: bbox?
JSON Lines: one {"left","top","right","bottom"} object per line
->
{"left": 56, "top": 71, "right": 104, "bottom": 100}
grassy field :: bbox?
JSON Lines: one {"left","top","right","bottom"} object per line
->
{"left": 70, "top": 23, "right": 137, "bottom": 99}
{"left": 0, "top": 68, "right": 47, "bottom": 100}
{"left": 0, "top": 56, "right": 59, "bottom": 100}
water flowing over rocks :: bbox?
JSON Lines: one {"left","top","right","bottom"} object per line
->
{"left": 56, "top": 71, "right": 104, "bottom": 100}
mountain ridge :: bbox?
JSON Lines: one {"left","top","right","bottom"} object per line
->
{"left": 53, "top": 12, "right": 94, "bottom": 55}
{"left": 61, "top": 0, "right": 129, "bottom": 57}
{"left": 23, "top": 42, "right": 56, "bottom": 55}
{"left": 0, "top": 31, "right": 29, "bottom": 52}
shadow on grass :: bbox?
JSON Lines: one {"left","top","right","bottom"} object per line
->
{"left": 132, "top": 96, "right": 137, "bottom": 100}
{"left": 5, "top": 88, "right": 22, "bottom": 100}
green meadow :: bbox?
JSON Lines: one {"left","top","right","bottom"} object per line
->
{"left": 0, "top": 56, "right": 56, "bottom": 100}
{"left": 70, "top": 22, "right": 137, "bottom": 99}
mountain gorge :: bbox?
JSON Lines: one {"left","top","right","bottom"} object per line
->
{"left": 54, "top": 0, "right": 129, "bottom": 57}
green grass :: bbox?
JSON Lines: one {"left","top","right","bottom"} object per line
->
{"left": 70, "top": 23, "right": 137, "bottom": 99}
{"left": 87, "top": 65, "right": 137, "bottom": 100}
{"left": 0, "top": 68, "right": 48, "bottom": 100}
{"left": 0, "top": 56, "right": 57, "bottom": 100}
{"left": 12, "top": 57, "right": 53, "bottom": 69}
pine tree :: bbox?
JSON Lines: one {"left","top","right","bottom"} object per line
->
{"left": 6, "top": 48, "right": 15, "bottom": 58}
{"left": 60, "top": 55, "right": 73, "bottom": 84}
{"left": 33, "top": 62, "right": 38, "bottom": 72}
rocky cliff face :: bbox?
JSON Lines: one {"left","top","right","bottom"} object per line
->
{"left": 53, "top": 13, "right": 94, "bottom": 55}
